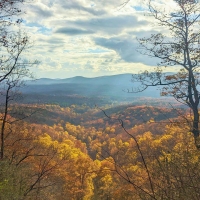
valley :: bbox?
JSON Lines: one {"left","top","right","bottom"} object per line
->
{"left": 0, "top": 74, "right": 197, "bottom": 199}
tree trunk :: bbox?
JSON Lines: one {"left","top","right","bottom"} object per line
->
{"left": 193, "top": 106, "right": 200, "bottom": 148}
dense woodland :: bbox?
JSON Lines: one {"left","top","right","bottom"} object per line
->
{"left": 1, "top": 0, "right": 200, "bottom": 199}
{"left": 1, "top": 102, "right": 200, "bottom": 199}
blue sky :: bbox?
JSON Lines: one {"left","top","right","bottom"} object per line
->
{"left": 21, "top": 0, "right": 177, "bottom": 78}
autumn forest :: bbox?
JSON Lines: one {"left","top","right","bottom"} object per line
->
{"left": 1, "top": 0, "right": 200, "bottom": 200}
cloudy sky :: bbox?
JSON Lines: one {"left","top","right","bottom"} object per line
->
{"left": 21, "top": 0, "right": 176, "bottom": 78}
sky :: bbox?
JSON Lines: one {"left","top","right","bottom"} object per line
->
{"left": 21, "top": 0, "right": 177, "bottom": 78}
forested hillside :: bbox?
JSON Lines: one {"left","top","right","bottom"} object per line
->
{"left": 1, "top": 0, "right": 200, "bottom": 200}
{"left": 1, "top": 102, "right": 199, "bottom": 199}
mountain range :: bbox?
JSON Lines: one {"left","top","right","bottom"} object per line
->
{"left": 21, "top": 74, "right": 167, "bottom": 106}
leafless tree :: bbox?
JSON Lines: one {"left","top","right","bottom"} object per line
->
{"left": 133, "top": 0, "right": 200, "bottom": 148}
{"left": 0, "top": 0, "right": 37, "bottom": 159}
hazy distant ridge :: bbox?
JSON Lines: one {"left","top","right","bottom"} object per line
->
{"left": 28, "top": 74, "right": 134, "bottom": 86}
{"left": 23, "top": 74, "right": 162, "bottom": 104}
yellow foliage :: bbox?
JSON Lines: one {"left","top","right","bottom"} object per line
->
{"left": 38, "top": 133, "right": 53, "bottom": 147}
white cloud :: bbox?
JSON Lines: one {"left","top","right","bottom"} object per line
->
{"left": 20, "top": 0, "right": 169, "bottom": 78}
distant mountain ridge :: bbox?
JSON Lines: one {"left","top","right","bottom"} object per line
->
{"left": 27, "top": 74, "right": 134, "bottom": 86}
{"left": 21, "top": 73, "right": 168, "bottom": 106}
